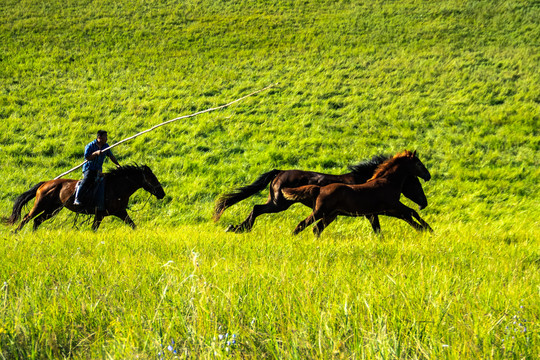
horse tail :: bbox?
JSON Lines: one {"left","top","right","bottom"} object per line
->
{"left": 3, "top": 182, "right": 45, "bottom": 225}
{"left": 213, "top": 169, "right": 282, "bottom": 222}
{"left": 282, "top": 185, "right": 321, "bottom": 204}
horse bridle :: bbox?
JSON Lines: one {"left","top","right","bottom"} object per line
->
{"left": 141, "top": 171, "right": 162, "bottom": 196}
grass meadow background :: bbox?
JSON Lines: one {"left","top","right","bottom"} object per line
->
{"left": 1, "top": 0, "right": 539, "bottom": 358}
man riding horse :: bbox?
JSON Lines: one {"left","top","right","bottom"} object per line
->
{"left": 73, "top": 130, "right": 120, "bottom": 210}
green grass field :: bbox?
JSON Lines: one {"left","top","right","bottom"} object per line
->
{"left": 1, "top": 0, "right": 539, "bottom": 358}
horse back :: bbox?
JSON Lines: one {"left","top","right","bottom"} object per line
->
{"left": 273, "top": 170, "right": 355, "bottom": 190}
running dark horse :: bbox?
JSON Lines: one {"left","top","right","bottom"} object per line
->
{"left": 4, "top": 165, "right": 165, "bottom": 232}
{"left": 213, "top": 154, "right": 428, "bottom": 233}
{"left": 282, "top": 150, "right": 433, "bottom": 236}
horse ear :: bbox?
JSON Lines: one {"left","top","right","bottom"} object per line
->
{"left": 413, "top": 150, "right": 417, "bottom": 157}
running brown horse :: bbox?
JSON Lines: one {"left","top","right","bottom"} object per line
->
{"left": 282, "top": 150, "right": 433, "bottom": 236}
{"left": 4, "top": 165, "right": 165, "bottom": 232}
{"left": 213, "top": 154, "right": 428, "bottom": 233}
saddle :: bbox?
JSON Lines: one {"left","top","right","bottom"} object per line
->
{"left": 74, "top": 177, "right": 106, "bottom": 213}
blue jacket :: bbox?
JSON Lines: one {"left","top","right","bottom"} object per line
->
{"left": 82, "top": 139, "right": 113, "bottom": 172}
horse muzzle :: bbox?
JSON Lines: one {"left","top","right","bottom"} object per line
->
{"left": 421, "top": 172, "right": 431, "bottom": 182}
{"left": 154, "top": 188, "right": 166, "bottom": 199}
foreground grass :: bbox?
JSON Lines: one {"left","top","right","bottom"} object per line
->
{"left": 1, "top": 223, "right": 538, "bottom": 359}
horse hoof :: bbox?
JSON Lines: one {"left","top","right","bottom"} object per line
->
{"left": 225, "top": 224, "right": 250, "bottom": 234}
{"left": 235, "top": 225, "right": 252, "bottom": 233}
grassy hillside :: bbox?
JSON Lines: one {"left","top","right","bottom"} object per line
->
{"left": 0, "top": 0, "right": 538, "bottom": 358}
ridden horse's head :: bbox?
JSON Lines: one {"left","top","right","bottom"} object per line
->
{"left": 106, "top": 165, "right": 166, "bottom": 199}
{"left": 140, "top": 165, "right": 166, "bottom": 199}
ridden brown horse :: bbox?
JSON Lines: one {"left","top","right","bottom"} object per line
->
{"left": 4, "top": 165, "right": 165, "bottom": 232}
{"left": 213, "top": 155, "right": 428, "bottom": 233}
{"left": 282, "top": 150, "right": 433, "bottom": 236}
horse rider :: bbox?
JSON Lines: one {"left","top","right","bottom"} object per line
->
{"left": 73, "top": 130, "right": 120, "bottom": 208}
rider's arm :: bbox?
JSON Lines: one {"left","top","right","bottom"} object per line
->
{"left": 86, "top": 151, "right": 102, "bottom": 161}
{"left": 108, "top": 153, "right": 120, "bottom": 167}
{"left": 84, "top": 143, "right": 100, "bottom": 161}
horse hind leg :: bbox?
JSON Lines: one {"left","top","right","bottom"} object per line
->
{"left": 292, "top": 215, "right": 314, "bottom": 235}
{"left": 293, "top": 209, "right": 323, "bottom": 235}
{"left": 313, "top": 213, "right": 337, "bottom": 237}
{"left": 14, "top": 201, "right": 47, "bottom": 233}
{"left": 230, "top": 200, "right": 292, "bottom": 233}
{"left": 32, "top": 206, "right": 63, "bottom": 231}
{"left": 14, "top": 213, "right": 34, "bottom": 233}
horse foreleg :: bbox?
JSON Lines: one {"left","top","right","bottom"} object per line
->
{"left": 385, "top": 203, "right": 427, "bottom": 232}
{"left": 114, "top": 210, "right": 136, "bottom": 230}
{"left": 410, "top": 209, "right": 433, "bottom": 232}
{"left": 92, "top": 212, "right": 105, "bottom": 231}
{"left": 392, "top": 214, "right": 423, "bottom": 231}
{"left": 366, "top": 215, "right": 381, "bottom": 234}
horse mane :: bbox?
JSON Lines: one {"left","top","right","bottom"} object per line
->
{"left": 347, "top": 154, "right": 389, "bottom": 174}
{"left": 104, "top": 164, "right": 148, "bottom": 179}
{"left": 346, "top": 154, "right": 390, "bottom": 182}
{"left": 369, "top": 150, "right": 416, "bottom": 180}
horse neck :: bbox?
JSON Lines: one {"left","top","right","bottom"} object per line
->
{"left": 109, "top": 172, "right": 144, "bottom": 197}
{"left": 348, "top": 166, "right": 379, "bottom": 184}
{"left": 373, "top": 163, "right": 412, "bottom": 188}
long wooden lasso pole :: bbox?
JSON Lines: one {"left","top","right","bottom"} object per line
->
{"left": 54, "top": 83, "right": 277, "bottom": 179}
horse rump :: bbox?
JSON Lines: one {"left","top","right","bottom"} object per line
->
{"left": 282, "top": 185, "right": 321, "bottom": 206}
